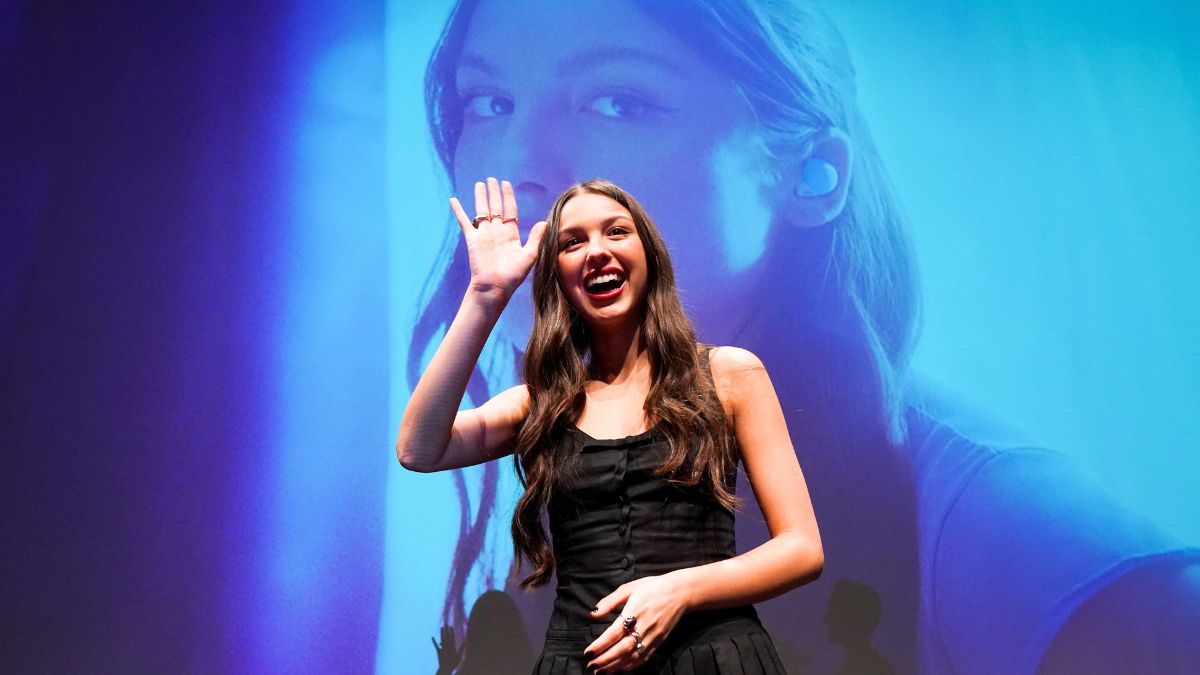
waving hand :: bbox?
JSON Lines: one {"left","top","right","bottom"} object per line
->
{"left": 449, "top": 177, "right": 547, "bottom": 307}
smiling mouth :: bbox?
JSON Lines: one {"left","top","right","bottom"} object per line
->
{"left": 584, "top": 269, "right": 626, "bottom": 299}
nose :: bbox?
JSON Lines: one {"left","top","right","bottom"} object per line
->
{"left": 496, "top": 109, "right": 573, "bottom": 228}
{"left": 583, "top": 236, "right": 612, "bottom": 269}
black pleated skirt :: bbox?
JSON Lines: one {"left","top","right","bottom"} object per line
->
{"left": 533, "top": 606, "right": 786, "bottom": 674}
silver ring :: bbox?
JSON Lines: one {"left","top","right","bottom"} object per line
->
{"left": 632, "top": 633, "right": 645, "bottom": 657}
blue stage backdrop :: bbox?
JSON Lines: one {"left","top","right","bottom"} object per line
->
{"left": 1, "top": 1, "right": 1197, "bottom": 673}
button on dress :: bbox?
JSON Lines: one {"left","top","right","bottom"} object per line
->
{"left": 532, "top": 421, "right": 787, "bottom": 674}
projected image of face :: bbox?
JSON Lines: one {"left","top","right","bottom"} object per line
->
{"left": 452, "top": 0, "right": 778, "bottom": 347}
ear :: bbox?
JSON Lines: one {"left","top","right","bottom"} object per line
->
{"left": 769, "top": 127, "right": 853, "bottom": 228}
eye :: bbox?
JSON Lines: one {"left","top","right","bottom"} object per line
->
{"left": 559, "top": 236, "right": 582, "bottom": 251}
{"left": 608, "top": 225, "right": 631, "bottom": 237}
{"left": 463, "top": 93, "right": 514, "bottom": 119}
{"left": 584, "top": 93, "right": 651, "bottom": 119}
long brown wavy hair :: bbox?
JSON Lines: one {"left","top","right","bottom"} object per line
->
{"left": 510, "top": 179, "right": 739, "bottom": 589}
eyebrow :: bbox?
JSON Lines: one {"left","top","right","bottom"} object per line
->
{"left": 457, "top": 46, "right": 689, "bottom": 78}
{"left": 457, "top": 52, "right": 498, "bottom": 76}
{"left": 558, "top": 46, "right": 688, "bottom": 77}
{"left": 559, "top": 214, "right": 634, "bottom": 235}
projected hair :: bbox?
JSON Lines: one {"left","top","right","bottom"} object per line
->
{"left": 413, "top": 0, "right": 920, "bottom": 628}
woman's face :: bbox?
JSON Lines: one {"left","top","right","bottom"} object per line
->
{"left": 451, "top": 0, "right": 779, "bottom": 347}
{"left": 554, "top": 192, "right": 649, "bottom": 332}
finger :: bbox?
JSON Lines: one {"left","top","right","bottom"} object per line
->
{"left": 522, "top": 220, "right": 547, "bottom": 257}
{"left": 583, "top": 626, "right": 622, "bottom": 663}
{"left": 473, "top": 180, "right": 488, "bottom": 219}
{"left": 589, "top": 633, "right": 641, "bottom": 673}
{"left": 431, "top": 636, "right": 439, "bottom": 650}
{"left": 583, "top": 617, "right": 628, "bottom": 663}
{"left": 591, "top": 584, "right": 632, "bottom": 619}
{"left": 584, "top": 584, "right": 633, "bottom": 655}
{"left": 449, "top": 197, "right": 473, "bottom": 236}
{"left": 501, "top": 179, "right": 518, "bottom": 220}
{"left": 486, "top": 176, "right": 503, "bottom": 220}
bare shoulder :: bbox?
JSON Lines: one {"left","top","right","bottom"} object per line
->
{"left": 708, "top": 345, "right": 765, "bottom": 372}
{"left": 706, "top": 345, "right": 769, "bottom": 409}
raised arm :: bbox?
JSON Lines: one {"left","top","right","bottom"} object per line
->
{"left": 396, "top": 177, "right": 546, "bottom": 473}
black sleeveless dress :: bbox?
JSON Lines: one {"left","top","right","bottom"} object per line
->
{"left": 532, "top": 419, "right": 787, "bottom": 674}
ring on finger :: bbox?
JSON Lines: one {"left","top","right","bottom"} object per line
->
{"left": 502, "top": 217, "right": 518, "bottom": 224}
{"left": 471, "top": 215, "right": 489, "bottom": 228}
{"left": 628, "top": 631, "right": 646, "bottom": 658}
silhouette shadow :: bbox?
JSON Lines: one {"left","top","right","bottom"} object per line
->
{"left": 433, "top": 589, "right": 534, "bottom": 675}
{"left": 825, "top": 580, "right": 894, "bottom": 675}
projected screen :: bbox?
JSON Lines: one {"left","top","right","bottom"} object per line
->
{"left": 377, "top": 1, "right": 1200, "bottom": 673}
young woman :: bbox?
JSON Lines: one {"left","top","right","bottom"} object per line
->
{"left": 403, "top": 1, "right": 1200, "bottom": 672}
{"left": 398, "top": 177, "right": 823, "bottom": 673}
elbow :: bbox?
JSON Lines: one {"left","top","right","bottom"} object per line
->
{"left": 809, "top": 533, "right": 825, "bottom": 576}
{"left": 400, "top": 459, "right": 434, "bottom": 473}
{"left": 793, "top": 535, "right": 824, "bottom": 585}
{"left": 808, "top": 548, "right": 825, "bottom": 581}
{"left": 396, "top": 439, "right": 432, "bottom": 473}
{"left": 397, "top": 454, "right": 434, "bottom": 473}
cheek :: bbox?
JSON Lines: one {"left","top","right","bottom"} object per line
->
{"left": 708, "top": 130, "right": 775, "bottom": 273}
{"left": 618, "top": 136, "right": 775, "bottom": 283}
{"left": 451, "top": 148, "right": 478, "bottom": 195}
{"left": 451, "top": 129, "right": 498, "bottom": 191}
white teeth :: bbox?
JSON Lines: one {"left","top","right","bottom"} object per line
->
{"left": 585, "top": 272, "right": 622, "bottom": 290}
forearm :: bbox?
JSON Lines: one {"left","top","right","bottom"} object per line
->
{"left": 396, "top": 289, "right": 505, "bottom": 470}
{"left": 670, "top": 531, "right": 823, "bottom": 612}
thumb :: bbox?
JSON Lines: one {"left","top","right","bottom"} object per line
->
{"left": 591, "top": 583, "right": 633, "bottom": 618}
{"left": 522, "top": 220, "right": 548, "bottom": 256}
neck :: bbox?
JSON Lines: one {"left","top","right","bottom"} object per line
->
{"left": 589, "top": 321, "right": 646, "bottom": 383}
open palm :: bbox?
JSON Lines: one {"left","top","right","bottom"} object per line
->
{"left": 449, "top": 177, "right": 547, "bottom": 306}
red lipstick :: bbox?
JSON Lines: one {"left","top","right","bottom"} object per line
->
{"left": 583, "top": 266, "right": 626, "bottom": 301}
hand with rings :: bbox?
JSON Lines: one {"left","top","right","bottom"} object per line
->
{"left": 448, "top": 177, "right": 547, "bottom": 308}
{"left": 584, "top": 572, "right": 692, "bottom": 672}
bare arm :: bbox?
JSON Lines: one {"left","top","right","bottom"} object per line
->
{"left": 670, "top": 346, "right": 824, "bottom": 607}
{"left": 396, "top": 177, "right": 545, "bottom": 473}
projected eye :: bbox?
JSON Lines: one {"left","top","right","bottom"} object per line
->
{"left": 463, "top": 94, "right": 514, "bottom": 118}
{"left": 585, "top": 94, "right": 652, "bottom": 119}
